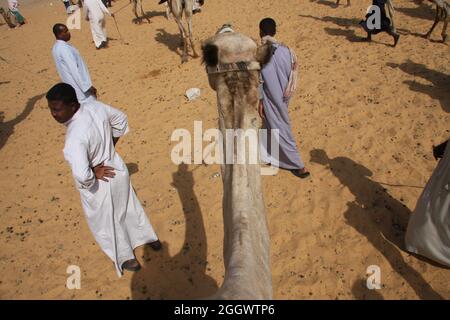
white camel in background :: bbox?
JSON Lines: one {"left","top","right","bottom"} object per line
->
{"left": 167, "top": 0, "right": 200, "bottom": 63}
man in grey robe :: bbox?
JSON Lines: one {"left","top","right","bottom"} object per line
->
{"left": 405, "top": 140, "right": 450, "bottom": 267}
{"left": 258, "top": 18, "right": 309, "bottom": 178}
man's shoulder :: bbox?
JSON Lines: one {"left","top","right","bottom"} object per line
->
{"left": 53, "top": 41, "right": 72, "bottom": 55}
{"left": 83, "top": 101, "right": 113, "bottom": 120}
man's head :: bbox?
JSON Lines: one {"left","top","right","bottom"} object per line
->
{"left": 259, "top": 18, "right": 276, "bottom": 38}
{"left": 46, "top": 83, "right": 79, "bottom": 123}
{"left": 53, "top": 23, "right": 71, "bottom": 42}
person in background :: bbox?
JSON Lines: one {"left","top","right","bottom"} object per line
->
{"left": 8, "top": 0, "right": 26, "bottom": 27}
{"left": 52, "top": 23, "right": 98, "bottom": 104}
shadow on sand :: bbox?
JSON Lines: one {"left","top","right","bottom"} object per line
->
{"left": 0, "top": 93, "right": 44, "bottom": 151}
{"left": 387, "top": 60, "right": 450, "bottom": 113}
{"left": 154, "top": 28, "right": 183, "bottom": 57}
{"left": 130, "top": 163, "right": 218, "bottom": 299}
{"left": 310, "top": 149, "right": 444, "bottom": 300}
{"left": 298, "top": 14, "right": 392, "bottom": 46}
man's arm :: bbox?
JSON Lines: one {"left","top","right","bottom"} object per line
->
{"left": 98, "top": 0, "right": 112, "bottom": 16}
{"left": 64, "top": 140, "right": 96, "bottom": 189}
{"left": 60, "top": 47, "right": 93, "bottom": 95}
{"left": 103, "top": 103, "right": 129, "bottom": 138}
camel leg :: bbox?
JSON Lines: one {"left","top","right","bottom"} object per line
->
{"left": 174, "top": 17, "right": 189, "bottom": 63}
{"left": 140, "top": 0, "right": 151, "bottom": 24}
{"left": 186, "top": 15, "right": 199, "bottom": 58}
{"left": 442, "top": 19, "right": 448, "bottom": 43}
{"left": 132, "top": 0, "right": 141, "bottom": 24}
{"left": 425, "top": 7, "right": 440, "bottom": 39}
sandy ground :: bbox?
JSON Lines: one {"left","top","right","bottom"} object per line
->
{"left": 0, "top": 0, "right": 449, "bottom": 299}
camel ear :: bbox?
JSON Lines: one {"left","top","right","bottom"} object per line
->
{"left": 255, "top": 42, "right": 272, "bottom": 66}
{"left": 202, "top": 43, "right": 219, "bottom": 67}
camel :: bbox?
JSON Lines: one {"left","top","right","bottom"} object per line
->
{"left": 167, "top": 0, "right": 200, "bottom": 63}
{"left": 201, "top": 31, "right": 273, "bottom": 299}
{"left": 424, "top": 0, "right": 448, "bottom": 43}
{"left": 130, "top": 0, "right": 151, "bottom": 24}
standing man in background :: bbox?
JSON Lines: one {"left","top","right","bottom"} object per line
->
{"left": 83, "top": 0, "right": 114, "bottom": 49}
{"left": 52, "top": 23, "right": 98, "bottom": 104}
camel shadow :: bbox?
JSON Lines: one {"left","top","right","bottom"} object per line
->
{"left": 309, "top": 0, "right": 338, "bottom": 8}
{"left": 299, "top": 14, "right": 360, "bottom": 28}
{"left": 396, "top": 28, "right": 446, "bottom": 43}
{"left": 154, "top": 28, "right": 183, "bottom": 57}
{"left": 0, "top": 93, "right": 44, "bottom": 151}
{"left": 131, "top": 10, "right": 166, "bottom": 24}
{"left": 387, "top": 60, "right": 450, "bottom": 113}
{"left": 310, "top": 149, "right": 444, "bottom": 300}
{"left": 395, "top": 1, "right": 435, "bottom": 21}
{"left": 324, "top": 27, "right": 367, "bottom": 43}
{"left": 144, "top": 10, "right": 167, "bottom": 19}
{"left": 131, "top": 163, "right": 218, "bottom": 299}
{"left": 298, "top": 14, "right": 391, "bottom": 45}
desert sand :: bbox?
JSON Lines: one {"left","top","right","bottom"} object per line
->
{"left": 0, "top": 0, "right": 449, "bottom": 299}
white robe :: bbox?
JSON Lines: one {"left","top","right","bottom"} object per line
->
{"left": 63, "top": 101, "right": 158, "bottom": 276}
{"left": 83, "top": 0, "right": 110, "bottom": 48}
{"left": 52, "top": 40, "right": 96, "bottom": 104}
{"left": 405, "top": 143, "right": 450, "bottom": 267}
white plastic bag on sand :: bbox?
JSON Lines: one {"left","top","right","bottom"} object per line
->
{"left": 185, "top": 88, "right": 201, "bottom": 101}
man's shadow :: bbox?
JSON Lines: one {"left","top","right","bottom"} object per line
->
{"left": 387, "top": 60, "right": 450, "bottom": 113}
{"left": 131, "top": 163, "right": 218, "bottom": 299}
{"left": 0, "top": 93, "right": 44, "bottom": 151}
{"left": 298, "top": 14, "right": 388, "bottom": 44}
{"left": 310, "top": 149, "right": 444, "bottom": 299}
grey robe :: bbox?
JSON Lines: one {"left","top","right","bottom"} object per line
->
{"left": 260, "top": 43, "right": 304, "bottom": 170}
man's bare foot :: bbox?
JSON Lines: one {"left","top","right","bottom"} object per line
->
{"left": 148, "top": 240, "right": 162, "bottom": 251}
{"left": 122, "top": 259, "right": 141, "bottom": 272}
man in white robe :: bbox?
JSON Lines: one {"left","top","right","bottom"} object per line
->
{"left": 46, "top": 82, "right": 161, "bottom": 276}
{"left": 405, "top": 140, "right": 450, "bottom": 267}
{"left": 83, "top": 0, "right": 113, "bottom": 49}
{"left": 52, "top": 24, "right": 97, "bottom": 104}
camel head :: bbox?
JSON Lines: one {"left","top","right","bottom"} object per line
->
{"left": 201, "top": 31, "right": 273, "bottom": 300}
{"left": 202, "top": 32, "right": 272, "bottom": 131}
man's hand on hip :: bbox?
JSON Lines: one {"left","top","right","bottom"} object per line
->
{"left": 93, "top": 162, "right": 115, "bottom": 182}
